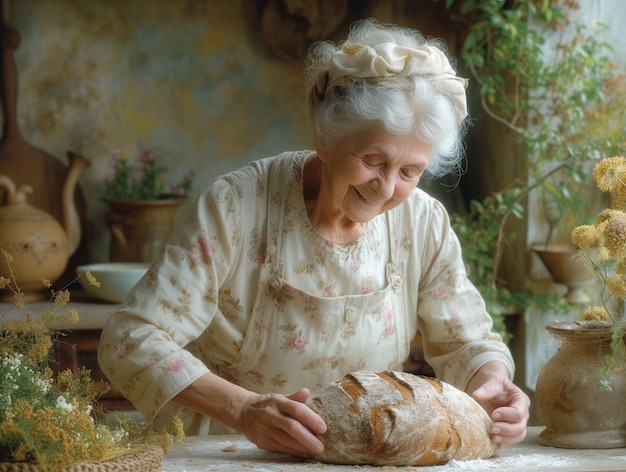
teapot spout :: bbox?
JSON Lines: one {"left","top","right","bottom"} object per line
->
{"left": 62, "top": 151, "right": 89, "bottom": 257}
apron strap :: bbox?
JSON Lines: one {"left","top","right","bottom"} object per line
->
{"left": 385, "top": 206, "right": 404, "bottom": 289}
{"left": 264, "top": 154, "right": 292, "bottom": 291}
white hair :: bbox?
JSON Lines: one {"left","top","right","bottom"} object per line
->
{"left": 302, "top": 18, "right": 468, "bottom": 177}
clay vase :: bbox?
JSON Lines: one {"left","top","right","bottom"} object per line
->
{"left": 103, "top": 198, "right": 187, "bottom": 263}
{"left": 535, "top": 320, "right": 626, "bottom": 448}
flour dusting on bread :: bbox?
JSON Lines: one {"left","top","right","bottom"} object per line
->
{"left": 305, "top": 370, "right": 497, "bottom": 466}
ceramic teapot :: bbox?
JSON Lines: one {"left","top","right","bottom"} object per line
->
{"left": 0, "top": 152, "right": 88, "bottom": 301}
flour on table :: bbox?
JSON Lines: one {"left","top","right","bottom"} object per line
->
{"left": 447, "top": 453, "right": 580, "bottom": 470}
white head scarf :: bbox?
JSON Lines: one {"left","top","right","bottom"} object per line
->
{"left": 327, "top": 41, "right": 469, "bottom": 124}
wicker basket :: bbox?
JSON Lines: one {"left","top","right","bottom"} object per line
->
{"left": 0, "top": 446, "right": 163, "bottom": 472}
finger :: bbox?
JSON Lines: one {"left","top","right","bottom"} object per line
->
{"left": 272, "top": 411, "right": 325, "bottom": 454}
{"left": 286, "top": 388, "right": 311, "bottom": 403}
{"left": 244, "top": 409, "right": 323, "bottom": 457}
{"left": 278, "top": 396, "right": 327, "bottom": 435}
{"left": 490, "top": 423, "right": 527, "bottom": 447}
{"left": 492, "top": 406, "right": 523, "bottom": 422}
{"left": 260, "top": 432, "right": 318, "bottom": 458}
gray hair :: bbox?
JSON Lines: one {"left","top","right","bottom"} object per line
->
{"left": 302, "top": 18, "right": 468, "bottom": 177}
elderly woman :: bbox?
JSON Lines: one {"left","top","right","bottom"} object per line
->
{"left": 98, "top": 18, "right": 529, "bottom": 458}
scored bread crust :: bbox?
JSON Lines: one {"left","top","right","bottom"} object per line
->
{"left": 305, "top": 370, "right": 498, "bottom": 466}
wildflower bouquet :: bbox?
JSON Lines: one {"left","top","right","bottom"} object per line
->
{"left": 570, "top": 155, "right": 626, "bottom": 387}
{"left": 0, "top": 250, "right": 183, "bottom": 471}
{"left": 103, "top": 148, "right": 195, "bottom": 200}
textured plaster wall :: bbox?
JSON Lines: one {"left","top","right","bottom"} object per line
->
{"left": 7, "top": 0, "right": 311, "bottom": 261}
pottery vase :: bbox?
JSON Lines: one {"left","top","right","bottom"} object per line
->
{"left": 103, "top": 198, "right": 187, "bottom": 263}
{"left": 535, "top": 320, "right": 626, "bottom": 448}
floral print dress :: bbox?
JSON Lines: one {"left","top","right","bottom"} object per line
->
{"left": 98, "top": 151, "right": 514, "bottom": 435}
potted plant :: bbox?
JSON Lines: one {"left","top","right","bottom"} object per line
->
{"left": 534, "top": 156, "right": 626, "bottom": 449}
{"left": 438, "top": 0, "right": 626, "bottom": 331}
{"left": 102, "top": 148, "right": 196, "bottom": 263}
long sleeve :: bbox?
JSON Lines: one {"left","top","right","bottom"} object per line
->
{"left": 98, "top": 172, "right": 251, "bottom": 422}
{"left": 408, "top": 191, "right": 514, "bottom": 390}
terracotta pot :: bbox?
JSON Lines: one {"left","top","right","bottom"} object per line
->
{"left": 103, "top": 198, "right": 187, "bottom": 263}
{"left": 535, "top": 320, "right": 626, "bottom": 448}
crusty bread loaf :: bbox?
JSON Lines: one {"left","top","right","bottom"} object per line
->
{"left": 305, "top": 370, "right": 497, "bottom": 466}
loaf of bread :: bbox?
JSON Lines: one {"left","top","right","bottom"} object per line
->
{"left": 305, "top": 370, "right": 497, "bottom": 466}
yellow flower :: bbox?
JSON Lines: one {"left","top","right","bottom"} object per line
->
{"left": 613, "top": 187, "right": 626, "bottom": 211}
{"left": 581, "top": 306, "right": 613, "bottom": 322}
{"left": 64, "top": 308, "right": 79, "bottom": 325}
{"left": 53, "top": 289, "right": 70, "bottom": 308}
{"left": 602, "top": 215, "right": 626, "bottom": 259}
{"left": 1, "top": 249, "right": 14, "bottom": 263}
{"left": 597, "top": 208, "right": 626, "bottom": 224}
{"left": 571, "top": 224, "right": 602, "bottom": 249}
{"left": 593, "top": 155, "right": 626, "bottom": 192}
{"left": 607, "top": 272, "right": 626, "bottom": 299}
{"left": 85, "top": 270, "right": 101, "bottom": 288}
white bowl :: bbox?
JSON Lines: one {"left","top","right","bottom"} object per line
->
{"left": 76, "top": 263, "right": 149, "bottom": 303}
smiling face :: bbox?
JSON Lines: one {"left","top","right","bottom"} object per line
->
{"left": 317, "top": 130, "right": 432, "bottom": 225}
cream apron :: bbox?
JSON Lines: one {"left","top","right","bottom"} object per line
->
{"left": 228, "top": 154, "right": 411, "bottom": 393}
{"left": 162, "top": 154, "right": 413, "bottom": 435}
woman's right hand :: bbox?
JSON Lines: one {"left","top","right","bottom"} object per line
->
{"left": 237, "top": 388, "right": 327, "bottom": 457}
{"left": 174, "top": 373, "right": 326, "bottom": 458}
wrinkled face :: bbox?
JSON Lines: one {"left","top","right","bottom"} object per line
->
{"left": 319, "top": 131, "right": 432, "bottom": 223}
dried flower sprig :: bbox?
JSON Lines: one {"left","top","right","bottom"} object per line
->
{"left": 571, "top": 155, "right": 626, "bottom": 389}
{"left": 0, "top": 250, "right": 184, "bottom": 470}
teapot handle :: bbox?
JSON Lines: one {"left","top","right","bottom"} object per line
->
{"left": 0, "top": 174, "right": 32, "bottom": 204}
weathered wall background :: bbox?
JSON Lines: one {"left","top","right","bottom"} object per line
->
{"left": 7, "top": 0, "right": 311, "bottom": 262}
{"left": 5, "top": 0, "right": 458, "bottom": 262}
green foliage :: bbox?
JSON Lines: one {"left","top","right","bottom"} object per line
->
{"left": 438, "top": 0, "right": 626, "bottom": 324}
{"left": 600, "top": 324, "right": 626, "bottom": 391}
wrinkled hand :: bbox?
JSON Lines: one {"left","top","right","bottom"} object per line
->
{"left": 238, "top": 388, "right": 327, "bottom": 458}
{"left": 471, "top": 375, "right": 530, "bottom": 448}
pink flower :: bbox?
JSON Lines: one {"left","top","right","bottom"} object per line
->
{"left": 198, "top": 237, "right": 214, "bottom": 263}
{"left": 139, "top": 147, "right": 154, "bottom": 162}
{"left": 167, "top": 359, "right": 183, "bottom": 372}
{"left": 292, "top": 336, "right": 306, "bottom": 351}
{"left": 433, "top": 287, "right": 451, "bottom": 300}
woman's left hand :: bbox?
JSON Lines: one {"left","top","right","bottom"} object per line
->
{"left": 466, "top": 362, "right": 531, "bottom": 448}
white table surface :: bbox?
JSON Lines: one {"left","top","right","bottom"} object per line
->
{"left": 161, "top": 426, "right": 626, "bottom": 472}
